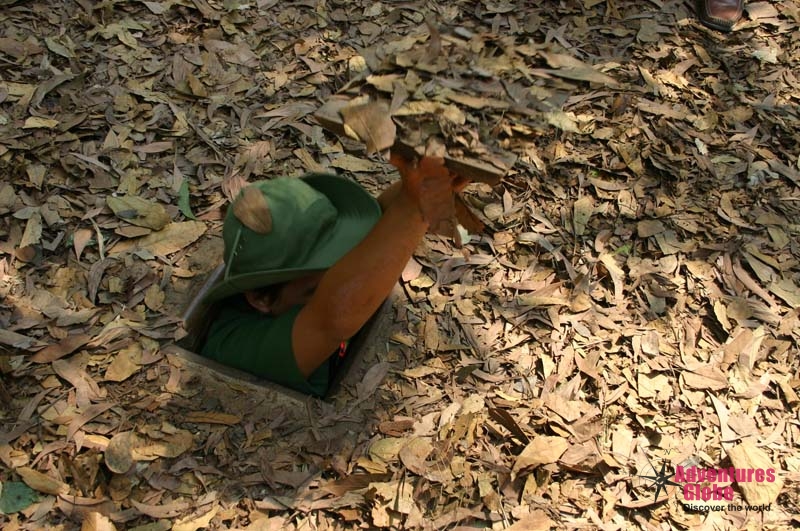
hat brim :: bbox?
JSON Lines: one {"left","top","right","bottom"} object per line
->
{"left": 203, "top": 174, "right": 382, "bottom": 303}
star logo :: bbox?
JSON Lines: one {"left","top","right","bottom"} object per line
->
{"left": 639, "top": 461, "right": 682, "bottom": 503}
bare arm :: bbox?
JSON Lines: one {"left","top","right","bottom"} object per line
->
{"left": 290, "top": 155, "right": 462, "bottom": 377}
{"left": 291, "top": 185, "right": 427, "bottom": 377}
{"left": 376, "top": 179, "right": 402, "bottom": 212}
{"left": 291, "top": 154, "right": 458, "bottom": 378}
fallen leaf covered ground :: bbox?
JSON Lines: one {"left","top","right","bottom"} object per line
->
{"left": 1, "top": 1, "right": 799, "bottom": 530}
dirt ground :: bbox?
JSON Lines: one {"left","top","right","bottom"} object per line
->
{"left": 1, "top": 0, "right": 799, "bottom": 530}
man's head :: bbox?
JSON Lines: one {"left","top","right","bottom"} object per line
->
{"left": 203, "top": 174, "right": 381, "bottom": 304}
{"left": 244, "top": 271, "right": 325, "bottom": 315}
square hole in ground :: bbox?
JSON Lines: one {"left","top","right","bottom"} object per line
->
{"left": 167, "top": 264, "right": 398, "bottom": 405}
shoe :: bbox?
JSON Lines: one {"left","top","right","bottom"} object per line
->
{"left": 695, "top": 0, "right": 744, "bottom": 31}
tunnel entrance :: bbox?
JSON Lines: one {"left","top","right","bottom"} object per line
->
{"left": 165, "top": 265, "right": 398, "bottom": 406}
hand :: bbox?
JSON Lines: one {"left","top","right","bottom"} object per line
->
{"left": 389, "top": 152, "right": 470, "bottom": 200}
{"left": 389, "top": 151, "right": 468, "bottom": 236}
{"left": 389, "top": 152, "right": 451, "bottom": 205}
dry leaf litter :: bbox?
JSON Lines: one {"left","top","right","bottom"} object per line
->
{"left": 0, "top": 1, "right": 799, "bottom": 530}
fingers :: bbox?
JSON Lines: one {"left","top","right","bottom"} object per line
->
{"left": 390, "top": 153, "right": 446, "bottom": 177}
{"left": 389, "top": 151, "right": 470, "bottom": 191}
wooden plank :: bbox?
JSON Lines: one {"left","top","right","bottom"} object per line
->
{"left": 178, "top": 264, "right": 224, "bottom": 354}
{"left": 326, "top": 293, "right": 396, "bottom": 397}
{"left": 163, "top": 344, "right": 309, "bottom": 406}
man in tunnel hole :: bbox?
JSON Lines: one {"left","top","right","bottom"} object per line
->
{"left": 200, "top": 153, "right": 464, "bottom": 397}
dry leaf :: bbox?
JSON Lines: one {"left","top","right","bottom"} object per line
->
{"left": 513, "top": 436, "right": 569, "bottom": 475}
{"left": 129, "top": 499, "right": 190, "bottom": 519}
{"left": 768, "top": 278, "right": 800, "bottom": 308}
{"left": 65, "top": 403, "right": 115, "bottom": 442}
{"left": 599, "top": 253, "right": 625, "bottom": 302}
{"left": 16, "top": 466, "right": 70, "bottom": 495}
{"left": 104, "top": 343, "right": 142, "bottom": 382}
{"left": 29, "top": 333, "right": 92, "bottom": 364}
{"left": 0, "top": 183, "right": 17, "bottom": 214}
{"left": 52, "top": 359, "right": 107, "bottom": 406}
{"left": 104, "top": 431, "right": 141, "bottom": 474}
{"left": 401, "top": 365, "right": 441, "bottom": 379}
{"left": 727, "top": 440, "right": 784, "bottom": 505}
{"left": 57, "top": 495, "right": 116, "bottom": 522}
{"left": 544, "top": 110, "right": 580, "bottom": 132}
{"left": 107, "top": 195, "right": 170, "bottom": 230}
{"left": 131, "top": 429, "right": 193, "bottom": 460}
{"left": 81, "top": 512, "right": 117, "bottom": 531}
{"left": 444, "top": 90, "right": 510, "bottom": 110}
{"left": 398, "top": 437, "right": 452, "bottom": 482}
{"left": 637, "top": 372, "right": 672, "bottom": 400}
{"left": 115, "top": 225, "right": 152, "bottom": 238}
{"left": 356, "top": 361, "right": 390, "bottom": 399}
{"left": 423, "top": 314, "right": 439, "bottom": 352}
{"left": 540, "top": 51, "right": 619, "bottom": 85}
{"left": 573, "top": 196, "right": 593, "bottom": 236}
{"left": 144, "top": 283, "right": 165, "bottom": 311}
{"left": 73, "top": 228, "right": 94, "bottom": 261}
{"left": 184, "top": 411, "right": 242, "bottom": 425}
{"left": 637, "top": 219, "right": 666, "bottom": 237}
{"left": 682, "top": 366, "right": 727, "bottom": 390}
{"left": 506, "top": 510, "right": 556, "bottom": 531}
{"left": 23, "top": 116, "right": 59, "bottom": 129}
{"left": 109, "top": 221, "right": 206, "bottom": 256}
{"left": 330, "top": 154, "right": 380, "bottom": 173}
{"left": 0, "top": 330, "right": 48, "bottom": 352}
{"left": 322, "top": 474, "right": 391, "bottom": 496}
{"left": 370, "top": 480, "right": 415, "bottom": 525}
{"left": 708, "top": 393, "right": 737, "bottom": 445}
{"left": 369, "top": 438, "right": 406, "bottom": 462}
{"left": 232, "top": 186, "right": 273, "bottom": 234}
{"left": 172, "top": 506, "right": 219, "bottom": 531}
{"left": 340, "top": 100, "right": 396, "bottom": 154}
{"left": 398, "top": 437, "right": 433, "bottom": 474}
{"left": 19, "top": 210, "right": 42, "bottom": 248}
{"left": 394, "top": 101, "right": 466, "bottom": 125}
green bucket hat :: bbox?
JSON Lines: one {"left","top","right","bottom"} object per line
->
{"left": 203, "top": 173, "right": 381, "bottom": 302}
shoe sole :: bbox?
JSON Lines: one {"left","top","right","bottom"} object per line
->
{"left": 695, "top": 0, "right": 743, "bottom": 32}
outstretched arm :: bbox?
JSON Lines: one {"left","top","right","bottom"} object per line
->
{"left": 291, "top": 155, "right": 452, "bottom": 377}
{"left": 376, "top": 179, "right": 402, "bottom": 212}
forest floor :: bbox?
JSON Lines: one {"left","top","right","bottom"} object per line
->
{"left": 1, "top": 1, "right": 799, "bottom": 530}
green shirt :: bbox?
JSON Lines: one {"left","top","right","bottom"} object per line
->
{"left": 201, "top": 295, "right": 331, "bottom": 396}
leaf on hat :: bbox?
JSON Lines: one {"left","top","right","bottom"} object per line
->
{"left": 233, "top": 186, "right": 273, "bottom": 234}
{"left": 340, "top": 100, "right": 396, "bottom": 155}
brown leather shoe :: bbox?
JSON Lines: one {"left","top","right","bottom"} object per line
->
{"left": 696, "top": 0, "right": 744, "bottom": 31}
